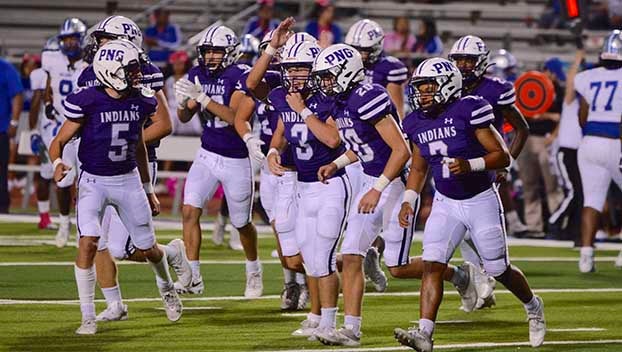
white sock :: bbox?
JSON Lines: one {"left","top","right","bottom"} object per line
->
{"left": 246, "top": 259, "right": 261, "bottom": 273}
{"left": 524, "top": 295, "right": 540, "bottom": 313}
{"left": 580, "top": 246, "right": 594, "bottom": 257}
{"left": 283, "top": 268, "right": 295, "bottom": 284}
{"left": 158, "top": 244, "right": 177, "bottom": 259}
{"left": 101, "top": 285, "right": 122, "bottom": 306}
{"left": 189, "top": 260, "right": 201, "bottom": 279}
{"left": 320, "top": 307, "right": 338, "bottom": 329}
{"left": 60, "top": 214, "right": 70, "bottom": 226}
{"left": 307, "top": 312, "right": 321, "bottom": 324}
{"left": 37, "top": 200, "right": 50, "bottom": 214}
{"left": 295, "top": 272, "right": 306, "bottom": 286}
{"left": 344, "top": 315, "right": 362, "bottom": 336}
{"left": 419, "top": 318, "right": 435, "bottom": 337}
{"left": 149, "top": 252, "right": 173, "bottom": 292}
{"left": 74, "top": 265, "right": 96, "bottom": 321}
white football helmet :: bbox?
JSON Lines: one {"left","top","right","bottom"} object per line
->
{"left": 58, "top": 17, "right": 87, "bottom": 59}
{"left": 448, "top": 35, "right": 489, "bottom": 84}
{"left": 94, "top": 39, "right": 142, "bottom": 92}
{"left": 487, "top": 49, "right": 518, "bottom": 80}
{"left": 312, "top": 44, "right": 365, "bottom": 96}
{"left": 408, "top": 57, "right": 462, "bottom": 112}
{"left": 197, "top": 24, "right": 240, "bottom": 71}
{"left": 87, "top": 16, "right": 144, "bottom": 64}
{"left": 600, "top": 29, "right": 622, "bottom": 62}
{"left": 258, "top": 29, "right": 283, "bottom": 66}
{"left": 283, "top": 32, "right": 317, "bottom": 52}
{"left": 345, "top": 19, "right": 384, "bottom": 65}
{"left": 43, "top": 36, "right": 59, "bottom": 52}
{"left": 281, "top": 41, "right": 322, "bottom": 93}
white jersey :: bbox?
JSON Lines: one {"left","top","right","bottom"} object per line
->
{"left": 574, "top": 66, "right": 622, "bottom": 139}
{"left": 41, "top": 50, "right": 86, "bottom": 121}
{"left": 557, "top": 99, "right": 582, "bottom": 149}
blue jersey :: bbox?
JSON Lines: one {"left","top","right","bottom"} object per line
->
{"left": 363, "top": 54, "right": 409, "bottom": 87}
{"left": 469, "top": 76, "right": 516, "bottom": 132}
{"left": 76, "top": 63, "right": 164, "bottom": 162}
{"left": 402, "top": 96, "right": 496, "bottom": 200}
{"left": 268, "top": 86, "right": 345, "bottom": 182}
{"left": 188, "top": 64, "right": 249, "bottom": 158}
{"left": 63, "top": 87, "right": 157, "bottom": 176}
{"left": 332, "top": 83, "right": 398, "bottom": 177}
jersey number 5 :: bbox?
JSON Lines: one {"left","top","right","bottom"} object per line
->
{"left": 109, "top": 123, "right": 129, "bottom": 162}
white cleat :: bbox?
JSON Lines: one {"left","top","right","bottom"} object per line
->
{"left": 297, "top": 284, "right": 309, "bottom": 310}
{"left": 616, "top": 250, "right": 622, "bottom": 269}
{"left": 245, "top": 269, "right": 263, "bottom": 298}
{"left": 55, "top": 221, "right": 71, "bottom": 248}
{"left": 364, "top": 246, "right": 388, "bottom": 292}
{"left": 456, "top": 262, "right": 479, "bottom": 313}
{"left": 291, "top": 318, "right": 319, "bottom": 337}
{"left": 280, "top": 282, "right": 300, "bottom": 310}
{"left": 579, "top": 252, "right": 595, "bottom": 273}
{"left": 167, "top": 239, "right": 193, "bottom": 288}
{"left": 212, "top": 214, "right": 225, "bottom": 246}
{"left": 96, "top": 301, "right": 128, "bottom": 322}
{"left": 527, "top": 296, "right": 546, "bottom": 347}
{"left": 161, "top": 289, "right": 183, "bottom": 322}
{"left": 228, "top": 227, "right": 243, "bottom": 251}
{"left": 315, "top": 326, "right": 361, "bottom": 346}
{"left": 174, "top": 275, "right": 204, "bottom": 295}
{"left": 75, "top": 319, "right": 97, "bottom": 335}
{"left": 394, "top": 327, "right": 433, "bottom": 352}
{"left": 472, "top": 268, "right": 496, "bottom": 310}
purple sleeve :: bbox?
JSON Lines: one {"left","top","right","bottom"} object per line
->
{"left": 63, "top": 90, "right": 89, "bottom": 121}
{"left": 467, "top": 97, "right": 495, "bottom": 129}
{"left": 353, "top": 85, "right": 394, "bottom": 121}
{"left": 142, "top": 63, "right": 164, "bottom": 92}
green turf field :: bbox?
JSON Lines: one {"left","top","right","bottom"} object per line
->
{"left": 0, "top": 222, "right": 621, "bottom": 352}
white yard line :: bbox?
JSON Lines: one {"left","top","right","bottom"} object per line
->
{"left": 0, "top": 257, "right": 620, "bottom": 266}
{"left": 155, "top": 306, "right": 222, "bottom": 311}
{"left": 410, "top": 320, "right": 473, "bottom": 324}
{"left": 255, "top": 339, "right": 622, "bottom": 352}
{"left": 1, "top": 288, "right": 621, "bottom": 305}
{"left": 549, "top": 328, "right": 607, "bottom": 332}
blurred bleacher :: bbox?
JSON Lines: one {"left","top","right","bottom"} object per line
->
{"left": 0, "top": 0, "right": 606, "bottom": 67}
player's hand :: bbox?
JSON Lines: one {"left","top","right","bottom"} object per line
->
{"left": 317, "top": 163, "right": 337, "bottom": 183}
{"left": 53, "top": 162, "right": 71, "bottom": 183}
{"left": 176, "top": 77, "right": 210, "bottom": 108}
{"left": 148, "top": 193, "right": 161, "bottom": 217}
{"left": 7, "top": 125, "right": 17, "bottom": 139}
{"left": 270, "top": 17, "right": 295, "bottom": 49}
{"left": 244, "top": 134, "right": 265, "bottom": 164}
{"left": 358, "top": 188, "right": 381, "bottom": 214}
{"left": 45, "top": 103, "right": 59, "bottom": 121}
{"left": 30, "top": 133, "right": 43, "bottom": 154}
{"left": 446, "top": 158, "right": 471, "bottom": 175}
{"left": 267, "top": 152, "right": 286, "bottom": 176}
{"left": 286, "top": 93, "right": 306, "bottom": 114}
{"left": 398, "top": 202, "right": 414, "bottom": 228}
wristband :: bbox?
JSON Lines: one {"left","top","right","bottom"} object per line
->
{"left": 196, "top": 93, "right": 211, "bottom": 108}
{"left": 468, "top": 157, "right": 486, "bottom": 172}
{"left": 372, "top": 174, "right": 391, "bottom": 192}
{"left": 333, "top": 154, "right": 352, "bottom": 169}
{"left": 267, "top": 148, "right": 279, "bottom": 157}
{"left": 402, "top": 189, "right": 420, "bottom": 207}
{"left": 9, "top": 119, "right": 19, "bottom": 127}
{"left": 242, "top": 133, "right": 254, "bottom": 143}
{"left": 300, "top": 107, "right": 314, "bottom": 120}
{"left": 264, "top": 45, "right": 277, "bottom": 56}
{"left": 52, "top": 158, "right": 63, "bottom": 170}
{"left": 143, "top": 182, "right": 154, "bottom": 194}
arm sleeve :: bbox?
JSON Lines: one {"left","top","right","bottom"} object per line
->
{"left": 468, "top": 98, "right": 495, "bottom": 129}
{"left": 497, "top": 79, "right": 516, "bottom": 106}
{"left": 355, "top": 86, "right": 394, "bottom": 121}
{"left": 384, "top": 57, "right": 409, "bottom": 85}
{"left": 62, "top": 92, "right": 86, "bottom": 120}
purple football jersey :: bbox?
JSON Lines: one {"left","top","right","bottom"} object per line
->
{"left": 364, "top": 54, "right": 408, "bottom": 87}
{"left": 269, "top": 86, "right": 345, "bottom": 182}
{"left": 76, "top": 63, "right": 164, "bottom": 162}
{"left": 63, "top": 87, "right": 157, "bottom": 176}
{"left": 332, "top": 83, "right": 398, "bottom": 177}
{"left": 188, "top": 64, "right": 249, "bottom": 159}
{"left": 402, "top": 96, "right": 496, "bottom": 200}
{"left": 469, "top": 76, "right": 516, "bottom": 132}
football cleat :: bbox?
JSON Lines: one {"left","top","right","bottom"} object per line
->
{"left": 579, "top": 252, "right": 595, "bottom": 273}
{"left": 291, "top": 318, "right": 319, "bottom": 337}
{"left": 526, "top": 296, "right": 546, "bottom": 347}
{"left": 245, "top": 269, "right": 263, "bottom": 298}
{"left": 315, "top": 326, "right": 361, "bottom": 346}
{"left": 364, "top": 246, "right": 388, "bottom": 292}
{"left": 75, "top": 319, "right": 97, "bottom": 335}
{"left": 96, "top": 301, "right": 128, "bottom": 322}
{"left": 394, "top": 327, "right": 433, "bottom": 352}
{"left": 174, "top": 275, "right": 204, "bottom": 295}
{"left": 280, "top": 282, "right": 301, "bottom": 311}
{"left": 161, "top": 289, "right": 183, "bottom": 322}
{"left": 472, "top": 268, "right": 496, "bottom": 310}
{"left": 55, "top": 221, "right": 71, "bottom": 248}
{"left": 297, "top": 284, "right": 310, "bottom": 310}
{"left": 167, "top": 239, "right": 193, "bottom": 288}
{"left": 455, "top": 262, "right": 479, "bottom": 312}
{"left": 212, "top": 214, "right": 225, "bottom": 246}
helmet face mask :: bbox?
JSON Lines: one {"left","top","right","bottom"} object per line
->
{"left": 198, "top": 46, "right": 227, "bottom": 71}
{"left": 449, "top": 54, "right": 479, "bottom": 84}
{"left": 94, "top": 40, "right": 145, "bottom": 95}
{"left": 282, "top": 64, "right": 314, "bottom": 94}
{"left": 314, "top": 64, "right": 346, "bottom": 96}
{"left": 408, "top": 58, "right": 463, "bottom": 114}
{"left": 409, "top": 79, "right": 439, "bottom": 112}
{"left": 59, "top": 33, "right": 82, "bottom": 60}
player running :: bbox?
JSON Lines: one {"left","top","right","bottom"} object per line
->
{"left": 49, "top": 40, "right": 182, "bottom": 335}
{"left": 394, "top": 58, "right": 545, "bottom": 351}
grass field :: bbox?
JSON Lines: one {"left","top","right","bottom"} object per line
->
{"left": 0, "top": 221, "right": 621, "bottom": 352}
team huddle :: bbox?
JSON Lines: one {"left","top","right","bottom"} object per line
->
{"left": 34, "top": 12, "right": 577, "bottom": 352}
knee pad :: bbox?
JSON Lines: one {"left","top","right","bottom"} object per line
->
{"left": 493, "top": 265, "right": 513, "bottom": 285}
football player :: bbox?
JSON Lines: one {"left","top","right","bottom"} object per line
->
{"left": 49, "top": 40, "right": 182, "bottom": 335}
{"left": 394, "top": 58, "right": 545, "bottom": 351}
{"left": 175, "top": 24, "right": 264, "bottom": 297}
